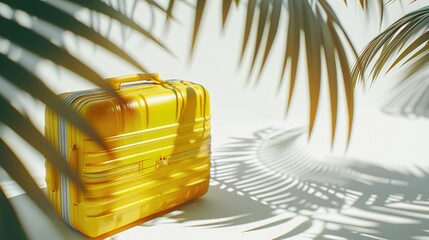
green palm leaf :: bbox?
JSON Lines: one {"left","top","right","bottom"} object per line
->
{"left": 240, "top": 0, "right": 257, "bottom": 60}
{"left": 355, "top": 0, "right": 385, "bottom": 25}
{"left": 3, "top": 0, "right": 148, "bottom": 73}
{"left": 0, "top": 54, "right": 104, "bottom": 149}
{"left": 189, "top": 0, "right": 358, "bottom": 143}
{"left": 259, "top": 0, "right": 282, "bottom": 76}
{"left": 352, "top": 6, "right": 429, "bottom": 84}
{"left": 0, "top": 15, "right": 118, "bottom": 98}
{"left": 317, "top": 9, "right": 338, "bottom": 145}
{"left": 0, "top": 0, "right": 172, "bottom": 237}
{"left": 0, "top": 185, "right": 27, "bottom": 239}
{"left": 302, "top": 1, "right": 323, "bottom": 138}
{"left": 222, "top": 0, "right": 234, "bottom": 27}
{"left": 249, "top": 0, "right": 269, "bottom": 75}
{"left": 166, "top": 0, "right": 176, "bottom": 22}
{"left": 66, "top": 0, "right": 173, "bottom": 55}
{"left": 0, "top": 94, "right": 81, "bottom": 187}
{"left": 0, "top": 139, "right": 72, "bottom": 238}
{"left": 281, "top": 0, "right": 301, "bottom": 113}
{"left": 1, "top": 0, "right": 422, "bottom": 238}
{"left": 191, "top": 0, "right": 206, "bottom": 54}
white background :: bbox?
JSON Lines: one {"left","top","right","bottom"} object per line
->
{"left": 1, "top": 1, "right": 429, "bottom": 239}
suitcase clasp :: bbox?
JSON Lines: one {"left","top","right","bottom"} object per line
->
{"left": 156, "top": 155, "right": 169, "bottom": 169}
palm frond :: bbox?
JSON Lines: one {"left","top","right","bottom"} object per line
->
{"left": 0, "top": 0, "right": 172, "bottom": 236}
{"left": 187, "top": 0, "right": 422, "bottom": 143}
{"left": 190, "top": 0, "right": 242, "bottom": 51}
{"left": 66, "top": 0, "right": 173, "bottom": 55}
{"left": 190, "top": 0, "right": 206, "bottom": 55}
{"left": 258, "top": 0, "right": 281, "bottom": 77}
{"left": 352, "top": 6, "right": 429, "bottom": 84}
{"left": 187, "top": 0, "right": 358, "bottom": 143}
{"left": 0, "top": 54, "right": 104, "bottom": 149}
{"left": 0, "top": 139, "right": 72, "bottom": 237}
{"left": 281, "top": 0, "right": 300, "bottom": 114}
{"left": 222, "top": 0, "right": 234, "bottom": 27}
{"left": 317, "top": 10, "right": 338, "bottom": 145}
{"left": 0, "top": 15, "right": 118, "bottom": 98}
{"left": 0, "top": 95, "right": 81, "bottom": 187}
{"left": 358, "top": 0, "right": 385, "bottom": 24}
{"left": 3, "top": 0, "right": 147, "bottom": 73}
{"left": 282, "top": 0, "right": 356, "bottom": 142}
{"left": 166, "top": 0, "right": 176, "bottom": 22}
{"left": 240, "top": 0, "right": 257, "bottom": 60}
{"left": 248, "top": 0, "right": 269, "bottom": 76}
{"left": 2, "top": 0, "right": 428, "bottom": 237}
{"left": 0, "top": 185, "right": 27, "bottom": 239}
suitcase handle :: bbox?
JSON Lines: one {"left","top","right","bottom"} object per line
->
{"left": 106, "top": 73, "right": 165, "bottom": 90}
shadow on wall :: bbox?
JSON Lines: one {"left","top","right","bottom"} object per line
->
{"left": 140, "top": 126, "right": 429, "bottom": 239}
{"left": 383, "top": 74, "right": 429, "bottom": 119}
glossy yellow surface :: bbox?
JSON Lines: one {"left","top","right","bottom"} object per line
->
{"left": 45, "top": 74, "right": 211, "bottom": 237}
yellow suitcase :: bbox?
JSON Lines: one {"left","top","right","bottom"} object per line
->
{"left": 45, "top": 73, "right": 211, "bottom": 237}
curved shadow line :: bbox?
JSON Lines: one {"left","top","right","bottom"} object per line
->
{"left": 383, "top": 74, "right": 429, "bottom": 119}
{"left": 137, "top": 126, "right": 429, "bottom": 239}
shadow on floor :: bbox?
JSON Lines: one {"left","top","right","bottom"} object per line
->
{"left": 14, "top": 125, "right": 428, "bottom": 239}
{"left": 138, "top": 126, "right": 429, "bottom": 239}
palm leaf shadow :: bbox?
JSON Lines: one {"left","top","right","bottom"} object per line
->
{"left": 382, "top": 75, "right": 429, "bottom": 119}
{"left": 141, "top": 126, "right": 429, "bottom": 239}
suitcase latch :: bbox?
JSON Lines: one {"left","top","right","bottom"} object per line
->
{"left": 156, "top": 155, "right": 169, "bottom": 169}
